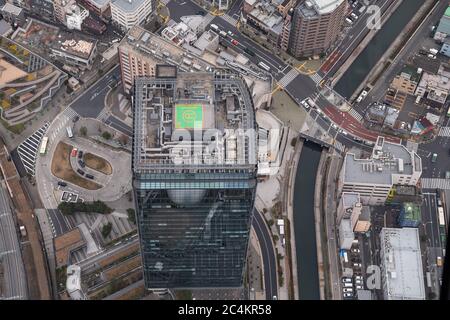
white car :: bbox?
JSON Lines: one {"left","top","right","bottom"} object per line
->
{"left": 343, "top": 288, "right": 353, "bottom": 293}
{"left": 306, "top": 98, "right": 315, "bottom": 108}
{"left": 227, "top": 30, "right": 234, "bottom": 37}
{"left": 342, "top": 278, "right": 353, "bottom": 283}
{"left": 351, "top": 249, "right": 360, "bottom": 253}
{"left": 356, "top": 285, "right": 364, "bottom": 290}
{"left": 355, "top": 280, "right": 363, "bottom": 285}
{"left": 355, "top": 275, "right": 363, "bottom": 280}
{"left": 343, "top": 293, "right": 353, "bottom": 298}
{"left": 353, "top": 263, "right": 362, "bottom": 268}
{"left": 300, "top": 99, "right": 310, "bottom": 109}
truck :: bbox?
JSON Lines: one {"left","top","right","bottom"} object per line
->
{"left": 210, "top": 24, "right": 219, "bottom": 32}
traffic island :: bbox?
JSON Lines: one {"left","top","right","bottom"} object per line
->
{"left": 84, "top": 153, "right": 113, "bottom": 175}
{"left": 51, "top": 142, "right": 102, "bottom": 190}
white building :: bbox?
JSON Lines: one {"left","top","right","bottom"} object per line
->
{"left": 110, "top": 0, "right": 154, "bottom": 31}
{"left": 380, "top": 228, "right": 425, "bottom": 300}
{"left": 65, "top": 4, "right": 89, "bottom": 30}
{"left": 338, "top": 218, "right": 354, "bottom": 250}
{"left": 340, "top": 137, "right": 422, "bottom": 206}
{"left": 66, "top": 265, "right": 86, "bottom": 300}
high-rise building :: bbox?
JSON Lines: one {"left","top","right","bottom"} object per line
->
{"left": 132, "top": 68, "right": 258, "bottom": 289}
{"left": 288, "top": 0, "right": 347, "bottom": 58}
{"left": 110, "top": 0, "right": 154, "bottom": 31}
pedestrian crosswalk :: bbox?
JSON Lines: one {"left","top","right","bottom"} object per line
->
{"left": 310, "top": 73, "right": 323, "bottom": 84}
{"left": 278, "top": 69, "right": 299, "bottom": 88}
{"left": 17, "top": 122, "right": 49, "bottom": 176}
{"left": 221, "top": 14, "right": 238, "bottom": 26}
{"left": 203, "top": 13, "right": 215, "bottom": 27}
{"left": 96, "top": 107, "right": 110, "bottom": 121}
{"left": 421, "top": 178, "right": 450, "bottom": 190}
{"left": 438, "top": 127, "right": 450, "bottom": 137}
{"left": 348, "top": 108, "right": 363, "bottom": 122}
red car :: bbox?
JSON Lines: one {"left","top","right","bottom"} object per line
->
{"left": 71, "top": 148, "right": 78, "bottom": 157}
{"left": 231, "top": 39, "right": 239, "bottom": 46}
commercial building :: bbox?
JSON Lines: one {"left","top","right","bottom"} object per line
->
{"left": 29, "top": 0, "right": 55, "bottom": 21}
{"left": 53, "top": 0, "right": 89, "bottom": 30}
{"left": 340, "top": 137, "right": 422, "bottom": 206}
{"left": 415, "top": 65, "right": 450, "bottom": 107}
{"left": 242, "top": 0, "right": 285, "bottom": 49}
{"left": 434, "top": 6, "right": 450, "bottom": 42}
{"left": 49, "top": 32, "right": 97, "bottom": 70}
{"left": 110, "top": 0, "right": 154, "bottom": 31}
{"left": 379, "top": 228, "right": 425, "bottom": 300}
{"left": 132, "top": 69, "right": 258, "bottom": 289}
{"left": 288, "top": 0, "right": 347, "bottom": 58}
{"left": 118, "top": 26, "right": 213, "bottom": 93}
{"left": 0, "top": 2, "right": 26, "bottom": 26}
{"left": 354, "top": 206, "right": 371, "bottom": 233}
{"left": 77, "top": 0, "right": 111, "bottom": 18}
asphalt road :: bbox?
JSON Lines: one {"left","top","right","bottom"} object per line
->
{"left": 0, "top": 184, "right": 28, "bottom": 300}
{"left": 252, "top": 209, "right": 277, "bottom": 300}
{"left": 70, "top": 66, "right": 121, "bottom": 118}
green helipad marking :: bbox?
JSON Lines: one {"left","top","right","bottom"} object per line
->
{"left": 175, "top": 104, "right": 203, "bottom": 129}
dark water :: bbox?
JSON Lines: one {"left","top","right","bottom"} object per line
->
{"left": 292, "top": 141, "right": 323, "bottom": 300}
{"left": 334, "top": 0, "right": 426, "bottom": 99}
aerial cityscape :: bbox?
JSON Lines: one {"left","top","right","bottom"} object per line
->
{"left": 0, "top": 0, "right": 449, "bottom": 303}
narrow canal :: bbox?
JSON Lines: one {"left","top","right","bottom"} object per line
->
{"left": 334, "top": 0, "right": 426, "bottom": 99}
{"left": 292, "top": 140, "right": 323, "bottom": 300}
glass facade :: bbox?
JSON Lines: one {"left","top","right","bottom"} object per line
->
{"left": 134, "top": 171, "right": 257, "bottom": 288}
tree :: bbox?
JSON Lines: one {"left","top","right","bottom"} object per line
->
{"left": 118, "top": 134, "right": 129, "bottom": 145}
{"left": 80, "top": 126, "right": 87, "bottom": 137}
{"left": 58, "top": 200, "right": 113, "bottom": 215}
{"left": 268, "top": 219, "right": 274, "bottom": 226}
{"left": 101, "top": 222, "right": 113, "bottom": 238}
{"left": 102, "top": 131, "right": 112, "bottom": 140}
{"left": 127, "top": 208, "right": 136, "bottom": 224}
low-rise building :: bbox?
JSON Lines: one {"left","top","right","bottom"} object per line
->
{"left": 380, "top": 228, "right": 425, "bottom": 300}
{"left": 242, "top": 0, "right": 284, "bottom": 49}
{"left": 339, "top": 218, "right": 354, "bottom": 250}
{"left": 29, "top": 0, "right": 55, "bottom": 22}
{"left": 49, "top": 33, "right": 97, "bottom": 70}
{"left": 0, "top": 2, "right": 26, "bottom": 26}
{"left": 390, "top": 65, "right": 422, "bottom": 95}
{"left": 77, "top": 0, "right": 111, "bottom": 18}
{"left": 354, "top": 206, "right": 371, "bottom": 233}
{"left": 434, "top": 5, "right": 450, "bottom": 43}
{"left": 415, "top": 70, "right": 450, "bottom": 106}
{"left": 340, "top": 136, "right": 422, "bottom": 206}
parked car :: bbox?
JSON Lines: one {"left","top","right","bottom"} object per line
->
{"left": 86, "top": 174, "right": 94, "bottom": 180}
{"left": 351, "top": 248, "right": 361, "bottom": 253}
{"left": 355, "top": 275, "right": 363, "bottom": 280}
{"left": 78, "top": 150, "right": 83, "bottom": 159}
{"left": 77, "top": 169, "right": 85, "bottom": 176}
{"left": 71, "top": 148, "right": 78, "bottom": 157}
{"left": 343, "top": 288, "right": 353, "bottom": 293}
{"left": 355, "top": 285, "right": 364, "bottom": 290}
{"left": 343, "top": 293, "right": 353, "bottom": 298}
{"left": 342, "top": 278, "right": 352, "bottom": 283}
{"left": 353, "top": 263, "right": 362, "bottom": 268}
{"left": 78, "top": 160, "right": 86, "bottom": 168}
{"left": 72, "top": 115, "right": 79, "bottom": 123}
{"left": 57, "top": 181, "right": 67, "bottom": 187}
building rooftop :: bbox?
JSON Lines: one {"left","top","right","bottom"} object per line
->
{"left": 297, "top": 0, "right": 345, "bottom": 18}
{"left": 50, "top": 32, "right": 97, "bottom": 59}
{"left": 88, "top": 0, "right": 111, "bottom": 7}
{"left": 0, "top": 19, "right": 12, "bottom": 36}
{"left": 249, "top": 1, "right": 284, "bottom": 32}
{"left": 133, "top": 71, "right": 257, "bottom": 171}
{"left": 1, "top": 2, "right": 22, "bottom": 16}
{"left": 111, "top": 0, "right": 146, "bottom": 12}
{"left": 344, "top": 137, "right": 421, "bottom": 186}
{"left": 380, "top": 228, "right": 425, "bottom": 300}
{"left": 54, "top": 227, "right": 86, "bottom": 268}
{"left": 0, "top": 58, "right": 28, "bottom": 85}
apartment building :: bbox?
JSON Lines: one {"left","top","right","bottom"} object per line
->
{"left": 288, "top": 0, "right": 347, "bottom": 58}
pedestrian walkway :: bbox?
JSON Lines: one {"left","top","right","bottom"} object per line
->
{"left": 221, "top": 14, "right": 237, "bottom": 26}
{"left": 334, "top": 141, "right": 346, "bottom": 153}
{"left": 278, "top": 69, "right": 299, "bottom": 88}
{"left": 310, "top": 73, "right": 323, "bottom": 84}
{"left": 203, "top": 13, "right": 215, "bottom": 27}
{"left": 421, "top": 178, "right": 450, "bottom": 190}
{"left": 348, "top": 108, "right": 363, "bottom": 122}
{"left": 438, "top": 127, "right": 450, "bottom": 137}
{"left": 17, "top": 122, "right": 49, "bottom": 176}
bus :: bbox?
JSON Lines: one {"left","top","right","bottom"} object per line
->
{"left": 66, "top": 126, "right": 73, "bottom": 139}
{"left": 438, "top": 206, "right": 446, "bottom": 226}
{"left": 258, "top": 61, "right": 271, "bottom": 72}
{"left": 39, "top": 136, "right": 48, "bottom": 155}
